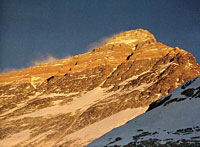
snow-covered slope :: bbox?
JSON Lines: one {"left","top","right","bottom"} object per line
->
{"left": 88, "top": 76, "right": 200, "bottom": 146}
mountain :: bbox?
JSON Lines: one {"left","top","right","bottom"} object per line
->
{"left": 0, "top": 29, "right": 200, "bottom": 147}
{"left": 88, "top": 76, "right": 200, "bottom": 147}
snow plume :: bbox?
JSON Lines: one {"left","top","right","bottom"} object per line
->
{"left": 0, "top": 67, "right": 18, "bottom": 73}
{"left": 87, "top": 32, "right": 120, "bottom": 51}
{"left": 30, "top": 54, "right": 58, "bottom": 66}
{"left": 0, "top": 54, "right": 72, "bottom": 74}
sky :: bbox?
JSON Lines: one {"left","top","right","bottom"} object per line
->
{"left": 0, "top": 0, "right": 200, "bottom": 73}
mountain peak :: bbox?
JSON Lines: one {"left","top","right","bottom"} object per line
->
{"left": 105, "top": 29, "right": 156, "bottom": 50}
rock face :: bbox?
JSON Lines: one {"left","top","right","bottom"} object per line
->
{"left": 0, "top": 29, "right": 200, "bottom": 147}
{"left": 88, "top": 76, "right": 200, "bottom": 147}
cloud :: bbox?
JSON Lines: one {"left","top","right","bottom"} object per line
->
{"left": 0, "top": 67, "right": 18, "bottom": 73}
{"left": 87, "top": 32, "right": 120, "bottom": 52}
{"left": 30, "top": 54, "right": 58, "bottom": 66}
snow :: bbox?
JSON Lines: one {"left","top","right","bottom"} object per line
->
{"left": 108, "top": 39, "right": 138, "bottom": 45}
{"left": 188, "top": 62, "right": 193, "bottom": 67}
{"left": 10, "top": 87, "right": 113, "bottom": 119}
{"left": 132, "top": 47, "right": 136, "bottom": 50}
{"left": 100, "top": 67, "right": 118, "bottom": 86}
{"left": 27, "top": 92, "right": 78, "bottom": 101}
{"left": 59, "top": 107, "right": 148, "bottom": 147}
{"left": 0, "top": 81, "right": 12, "bottom": 86}
{"left": 31, "top": 76, "right": 41, "bottom": 88}
{"left": 108, "top": 56, "right": 115, "bottom": 60}
{"left": 0, "top": 107, "right": 19, "bottom": 117}
{"left": 119, "top": 75, "right": 139, "bottom": 85}
{"left": 52, "top": 64, "right": 63, "bottom": 66}
{"left": 21, "top": 130, "right": 55, "bottom": 146}
{"left": 119, "top": 71, "right": 150, "bottom": 86}
{"left": 0, "top": 130, "right": 30, "bottom": 147}
{"left": 88, "top": 76, "right": 200, "bottom": 146}
{"left": 3, "top": 92, "right": 79, "bottom": 120}
{"left": 0, "top": 94, "right": 15, "bottom": 98}
{"left": 159, "top": 63, "right": 171, "bottom": 73}
{"left": 143, "top": 48, "right": 158, "bottom": 51}
{"left": 8, "top": 86, "right": 17, "bottom": 90}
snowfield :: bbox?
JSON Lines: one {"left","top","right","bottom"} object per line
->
{"left": 88, "top": 76, "right": 200, "bottom": 146}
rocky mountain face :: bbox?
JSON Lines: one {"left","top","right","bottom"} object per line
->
{"left": 0, "top": 29, "right": 200, "bottom": 147}
{"left": 88, "top": 76, "right": 200, "bottom": 147}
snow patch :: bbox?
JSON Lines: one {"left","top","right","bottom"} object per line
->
{"left": 31, "top": 76, "right": 41, "bottom": 88}
{"left": 52, "top": 64, "right": 63, "bottom": 66}
{"left": 0, "top": 130, "right": 30, "bottom": 147}
{"left": 62, "top": 107, "right": 148, "bottom": 147}
{"left": 119, "top": 71, "right": 150, "bottom": 85}
{"left": 108, "top": 39, "right": 138, "bottom": 45}
{"left": 11, "top": 87, "right": 112, "bottom": 119}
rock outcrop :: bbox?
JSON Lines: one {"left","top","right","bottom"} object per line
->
{"left": 0, "top": 29, "right": 200, "bottom": 147}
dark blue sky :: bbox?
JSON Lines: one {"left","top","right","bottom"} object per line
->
{"left": 0, "top": 0, "right": 200, "bottom": 72}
